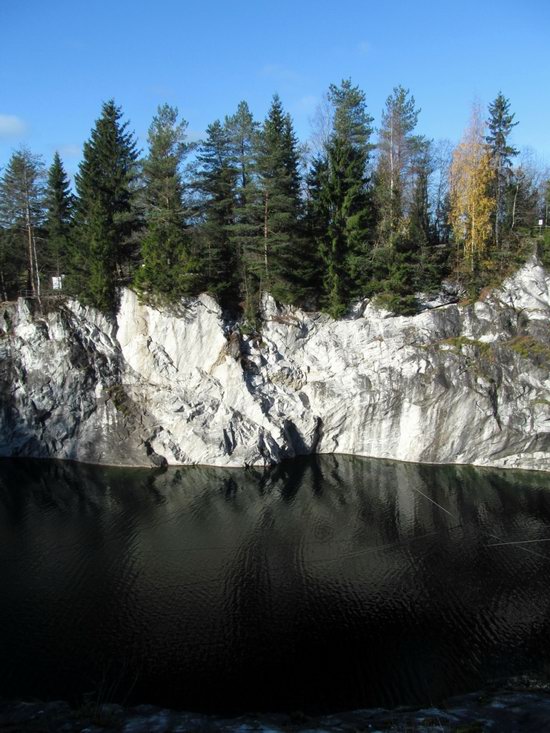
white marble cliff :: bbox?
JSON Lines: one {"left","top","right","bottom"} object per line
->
{"left": 1, "top": 256, "right": 549, "bottom": 471}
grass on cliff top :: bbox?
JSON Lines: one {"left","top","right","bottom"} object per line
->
{"left": 505, "top": 335, "right": 550, "bottom": 365}
{"left": 436, "top": 336, "right": 493, "bottom": 357}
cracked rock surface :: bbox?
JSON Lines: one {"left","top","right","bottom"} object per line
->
{"left": 1, "top": 257, "right": 549, "bottom": 470}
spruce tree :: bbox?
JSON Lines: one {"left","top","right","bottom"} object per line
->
{"left": 45, "top": 152, "right": 73, "bottom": 278}
{"left": 0, "top": 147, "right": 46, "bottom": 300}
{"left": 486, "top": 92, "right": 518, "bottom": 248}
{"left": 72, "top": 100, "right": 139, "bottom": 312}
{"left": 255, "top": 95, "right": 302, "bottom": 301}
{"left": 194, "top": 119, "right": 238, "bottom": 304}
{"left": 225, "top": 101, "right": 261, "bottom": 321}
{"left": 136, "top": 104, "right": 193, "bottom": 301}
{"left": 301, "top": 155, "right": 330, "bottom": 305}
{"left": 319, "top": 79, "right": 374, "bottom": 317}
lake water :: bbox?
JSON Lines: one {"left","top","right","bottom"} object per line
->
{"left": 1, "top": 455, "right": 550, "bottom": 714}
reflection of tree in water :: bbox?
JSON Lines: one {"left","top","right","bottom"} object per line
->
{"left": 2, "top": 455, "right": 550, "bottom": 711}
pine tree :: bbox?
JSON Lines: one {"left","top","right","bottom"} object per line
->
{"left": 486, "top": 92, "right": 518, "bottom": 247}
{"left": 319, "top": 79, "right": 374, "bottom": 316}
{"left": 0, "top": 147, "right": 46, "bottom": 300}
{"left": 135, "top": 104, "right": 193, "bottom": 301}
{"left": 255, "top": 95, "right": 302, "bottom": 301}
{"left": 194, "top": 119, "right": 238, "bottom": 303}
{"left": 45, "top": 152, "right": 73, "bottom": 278}
{"left": 375, "top": 86, "right": 422, "bottom": 247}
{"left": 72, "top": 100, "right": 139, "bottom": 312}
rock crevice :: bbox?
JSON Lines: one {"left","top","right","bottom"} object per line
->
{"left": 1, "top": 258, "right": 550, "bottom": 470}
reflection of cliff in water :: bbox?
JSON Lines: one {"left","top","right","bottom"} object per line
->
{"left": 1, "top": 455, "right": 550, "bottom": 713}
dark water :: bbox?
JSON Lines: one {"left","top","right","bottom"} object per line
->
{"left": 1, "top": 455, "right": 550, "bottom": 714}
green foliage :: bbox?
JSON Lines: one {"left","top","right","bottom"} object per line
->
{"left": 486, "top": 93, "right": 518, "bottom": 167}
{"left": 295, "top": 155, "right": 328, "bottom": 306}
{"left": 135, "top": 104, "right": 195, "bottom": 302}
{"left": 329, "top": 78, "right": 373, "bottom": 148}
{"left": 0, "top": 228, "right": 26, "bottom": 300}
{"left": 507, "top": 335, "right": 550, "bottom": 365}
{"left": 71, "top": 100, "right": 139, "bottom": 312}
{"left": 0, "top": 147, "right": 46, "bottom": 299}
{"left": 486, "top": 92, "right": 518, "bottom": 246}
{"left": 225, "top": 101, "right": 261, "bottom": 320}
{"left": 255, "top": 94, "right": 302, "bottom": 302}
{"left": 194, "top": 120, "right": 239, "bottom": 305}
{"left": 539, "top": 227, "right": 550, "bottom": 269}
{"left": 437, "top": 336, "right": 492, "bottom": 358}
{"left": 375, "top": 86, "right": 423, "bottom": 246}
{"left": 0, "top": 85, "right": 544, "bottom": 324}
{"left": 370, "top": 235, "right": 419, "bottom": 315}
{"left": 45, "top": 151, "right": 74, "bottom": 278}
{"left": 315, "top": 79, "right": 375, "bottom": 317}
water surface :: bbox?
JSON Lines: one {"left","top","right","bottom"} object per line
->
{"left": 1, "top": 455, "right": 550, "bottom": 713}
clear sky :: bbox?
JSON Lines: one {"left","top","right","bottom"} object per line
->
{"left": 1, "top": 0, "right": 549, "bottom": 176}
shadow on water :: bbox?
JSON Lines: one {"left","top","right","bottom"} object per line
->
{"left": 1, "top": 455, "right": 550, "bottom": 713}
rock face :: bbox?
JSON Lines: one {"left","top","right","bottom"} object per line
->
{"left": 1, "top": 257, "right": 550, "bottom": 470}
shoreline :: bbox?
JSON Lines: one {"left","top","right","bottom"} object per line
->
{"left": 2, "top": 449, "right": 550, "bottom": 475}
{"left": 3, "top": 680, "right": 550, "bottom": 732}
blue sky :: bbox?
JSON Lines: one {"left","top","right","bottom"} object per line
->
{"left": 1, "top": 0, "right": 549, "bottom": 175}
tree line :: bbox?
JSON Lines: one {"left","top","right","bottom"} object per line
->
{"left": 0, "top": 81, "right": 547, "bottom": 320}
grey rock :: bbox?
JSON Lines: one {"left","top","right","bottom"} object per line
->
{"left": 2, "top": 257, "right": 550, "bottom": 471}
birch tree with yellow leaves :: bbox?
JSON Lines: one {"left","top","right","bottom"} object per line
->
{"left": 449, "top": 105, "right": 496, "bottom": 272}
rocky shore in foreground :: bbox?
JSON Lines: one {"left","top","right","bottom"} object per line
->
{"left": 2, "top": 680, "right": 550, "bottom": 733}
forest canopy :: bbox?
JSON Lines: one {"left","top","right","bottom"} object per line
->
{"left": 1, "top": 83, "right": 548, "bottom": 321}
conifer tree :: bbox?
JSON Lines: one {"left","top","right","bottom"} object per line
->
{"left": 0, "top": 147, "right": 46, "bottom": 300}
{"left": 136, "top": 104, "right": 194, "bottom": 301}
{"left": 301, "top": 155, "right": 330, "bottom": 304}
{"left": 72, "top": 100, "right": 139, "bottom": 312}
{"left": 319, "top": 79, "right": 374, "bottom": 316}
{"left": 226, "top": 101, "right": 258, "bottom": 194}
{"left": 45, "top": 152, "right": 73, "bottom": 278}
{"left": 375, "top": 86, "right": 422, "bottom": 247}
{"left": 225, "top": 101, "right": 261, "bottom": 321}
{"left": 194, "top": 119, "right": 238, "bottom": 303}
{"left": 255, "top": 94, "right": 302, "bottom": 301}
{"left": 408, "top": 144, "right": 432, "bottom": 250}
{"left": 486, "top": 92, "right": 518, "bottom": 247}
{"left": 0, "top": 229, "right": 19, "bottom": 301}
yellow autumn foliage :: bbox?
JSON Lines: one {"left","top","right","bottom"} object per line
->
{"left": 450, "top": 106, "right": 496, "bottom": 270}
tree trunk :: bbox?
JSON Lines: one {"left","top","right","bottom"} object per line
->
{"left": 495, "top": 155, "right": 503, "bottom": 248}
{"left": 389, "top": 116, "right": 394, "bottom": 241}
{"left": 263, "top": 190, "right": 269, "bottom": 281}
{"left": 511, "top": 183, "right": 519, "bottom": 230}
{"left": 32, "top": 232, "right": 41, "bottom": 303}
{"left": 25, "top": 213, "right": 35, "bottom": 297}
